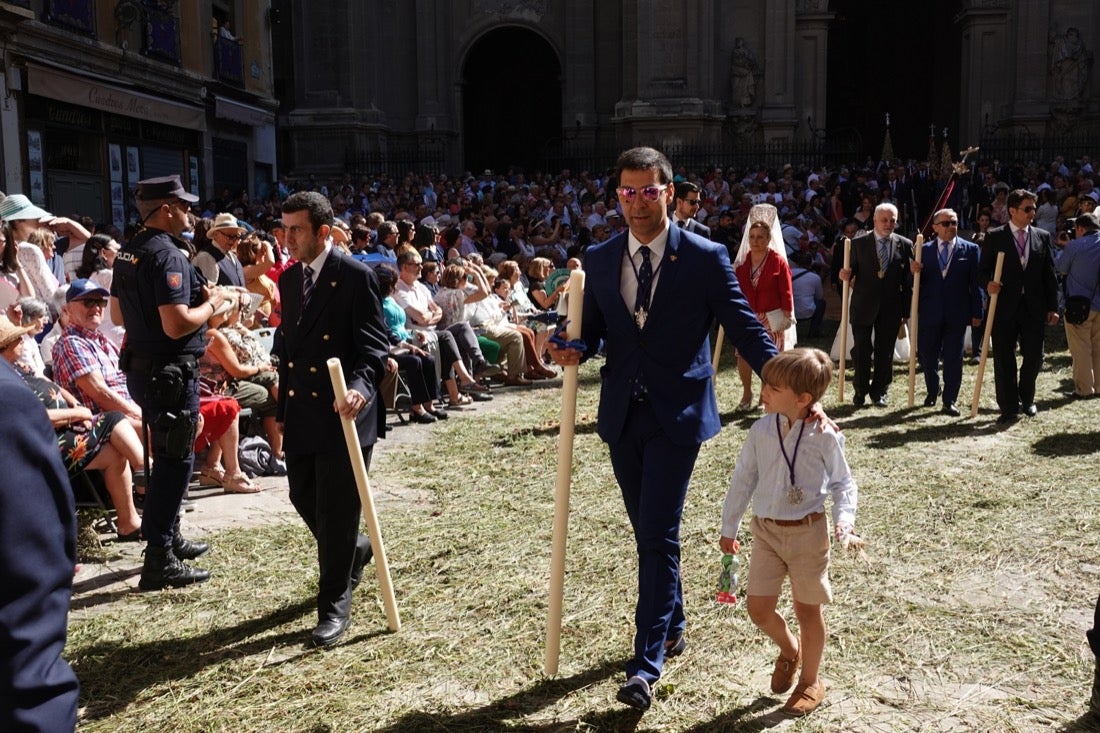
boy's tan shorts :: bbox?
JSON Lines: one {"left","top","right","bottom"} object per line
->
{"left": 746, "top": 514, "right": 832, "bottom": 605}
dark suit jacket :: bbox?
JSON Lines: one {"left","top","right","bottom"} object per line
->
{"left": 848, "top": 231, "right": 914, "bottom": 326}
{"left": 580, "top": 225, "right": 776, "bottom": 447}
{"left": 275, "top": 248, "right": 390, "bottom": 452}
{"left": 918, "top": 237, "right": 984, "bottom": 326}
{"left": 0, "top": 360, "right": 79, "bottom": 731}
{"left": 978, "top": 225, "right": 1059, "bottom": 321}
{"left": 674, "top": 217, "right": 711, "bottom": 240}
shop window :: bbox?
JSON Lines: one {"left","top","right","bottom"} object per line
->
{"left": 45, "top": 0, "right": 96, "bottom": 36}
{"left": 142, "top": 0, "right": 181, "bottom": 65}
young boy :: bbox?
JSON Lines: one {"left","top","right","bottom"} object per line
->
{"left": 719, "top": 347, "right": 857, "bottom": 716}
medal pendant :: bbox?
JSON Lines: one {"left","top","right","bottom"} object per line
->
{"left": 635, "top": 308, "right": 647, "bottom": 329}
{"left": 786, "top": 485, "right": 805, "bottom": 505}
{"left": 877, "top": 270, "right": 885, "bottom": 279}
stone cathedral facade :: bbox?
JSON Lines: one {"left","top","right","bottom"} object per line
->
{"left": 274, "top": 0, "right": 1098, "bottom": 176}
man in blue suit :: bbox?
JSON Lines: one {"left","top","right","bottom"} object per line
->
{"left": 549, "top": 147, "right": 777, "bottom": 711}
{"left": 912, "top": 208, "right": 984, "bottom": 416}
{"left": 275, "top": 191, "right": 390, "bottom": 647}
{"left": 0, "top": 358, "right": 79, "bottom": 732}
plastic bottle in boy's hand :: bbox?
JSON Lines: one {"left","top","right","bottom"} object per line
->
{"left": 716, "top": 552, "right": 739, "bottom": 604}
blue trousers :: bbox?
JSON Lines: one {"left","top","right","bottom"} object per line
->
{"left": 918, "top": 318, "right": 968, "bottom": 404}
{"left": 607, "top": 400, "right": 700, "bottom": 685}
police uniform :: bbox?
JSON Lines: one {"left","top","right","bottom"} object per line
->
{"left": 112, "top": 175, "right": 211, "bottom": 590}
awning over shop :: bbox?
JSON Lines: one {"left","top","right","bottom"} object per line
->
{"left": 27, "top": 63, "right": 206, "bottom": 131}
{"left": 214, "top": 95, "right": 274, "bottom": 127}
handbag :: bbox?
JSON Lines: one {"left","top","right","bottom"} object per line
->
{"left": 1064, "top": 295, "right": 1091, "bottom": 325}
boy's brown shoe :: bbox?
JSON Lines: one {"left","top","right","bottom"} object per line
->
{"left": 782, "top": 679, "right": 825, "bottom": 716}
{"left": 770, "top": 645, "right": 801, "bottom": 694}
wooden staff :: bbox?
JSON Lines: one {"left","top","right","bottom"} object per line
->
{"left": 545, "top": 269, "right": 585, "bottom": 676}
{"left": 712, "top": 326, "right": 725, "bottom": 373}
{"left": 838, "top": 237, "right": 852, "bottom": 400}
{"left": 327, "top": 358, "right": 401, "bottom": 632}
{"left": 907, "top": 233, "right": 924, "bottom": 407}
{"left": 969, "top": 252, "right": 1004, "bottom": 418}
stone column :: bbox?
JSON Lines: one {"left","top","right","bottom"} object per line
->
{"left": 414, "top": 0, "right": 456, "bottom": 134}
{"left": 956, "top": 0, "right": 1011, "bottom": 145}
{"left": 1008, "top": 0, "right": 1051, "bottom": 126}
{"left": 613, "top": 0, "right": 724, "bottom": 146}
{"left": 760, "top": 0, "right": 797, "bottom": 142}
{"left": 563, "top": 0, "right": 598, "bottom": 145}
{"left": 794, "top": 2, "right": 834, "bottom": 141}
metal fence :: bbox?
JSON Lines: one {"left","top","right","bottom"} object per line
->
{"left": 544, "top": 135, "right": 862, "bottom": 176}
{"left": 977, "top": 130, "right": 1097, "bottom": 166}
{"left": 343, "top": 144, "right": 447, "bottom": 179}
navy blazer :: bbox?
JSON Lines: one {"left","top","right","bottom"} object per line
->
{"left": 918, "top": 237, "right": 984, "bottom": 326}
{"left": 848, "top": 231, "right": 914, "bottom": 326}
{"left": 979, "top": 225, "right": 1059, "bottom": 320}
{"left": 275, "top": 248, "right": 390, "bottom": 452}
{"left": 0, "top": 360, "right": 79, "bottom": 731}
{"left": 580, "top": 225, "right": 776, "bottom": 447}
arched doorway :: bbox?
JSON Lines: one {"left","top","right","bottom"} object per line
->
{"left": 462, "top": 27, "right": 562, "bottom": 174}
{"left": 826, "top": 0, "right": 962, "bottom": 160}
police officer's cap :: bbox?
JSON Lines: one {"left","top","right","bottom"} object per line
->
{"left": 135, "top": 175, "right": 198, "bottom": 203}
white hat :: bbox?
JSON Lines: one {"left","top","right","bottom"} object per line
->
{"left": 208, "top": 212, "right": 244, "bottom": 236}
{"left": 0, "top": 194, "right": 52, "bottom": 222}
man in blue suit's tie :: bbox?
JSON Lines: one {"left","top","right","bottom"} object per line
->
{"left": 549, "top": 147, "right": 777, "bottom": 711}
{"left": 912, "top": 208, "right": 984, "bottom": 416}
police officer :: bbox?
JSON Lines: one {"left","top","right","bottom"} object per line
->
{"left": 110, "top": 175, "right": 226, "bottom": 590}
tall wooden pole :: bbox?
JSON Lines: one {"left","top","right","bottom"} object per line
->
{"left": 545, "top": 270, "right": 585, "bottom": 676}
{"left": 907, "top": 234, "right": 924, "bottom": 407}
{"left": 838, "top": 238, "right": 852, "bottom": 401}
{"left": 327, "top": 359, "right": 401, "bottom": 632}
{"left": 970, "top": 252, "right": 1005, "bottom": 418}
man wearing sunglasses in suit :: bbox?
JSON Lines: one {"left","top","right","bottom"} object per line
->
{"left": 548, "top": 146, "right": 777, "bottom": 712}
{"left": 978, "top": 189, "right": 1059, "bottom": 424}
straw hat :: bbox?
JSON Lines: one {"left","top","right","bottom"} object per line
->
{"left": 0, "top": 319, "right": 33, "bottom": 350}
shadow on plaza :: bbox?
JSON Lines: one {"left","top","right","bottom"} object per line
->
{"left": 371, "top": 657, "right": 641, "bottom": 733}
{"left": 74, "top": 598, "right": 321, "bottom": 720}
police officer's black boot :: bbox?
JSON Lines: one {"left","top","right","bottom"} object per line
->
{"left": 172, "top": 530, "right": 210, "bottom": 561}
{"left": 1090, "top": 658, "right": 1100, "bottom": 721}
{"left": 138, "top": 545, "right": 210, "bottom": 591}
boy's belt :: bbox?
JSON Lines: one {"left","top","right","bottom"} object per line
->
{"left": 763, "top": 511, "right": 825, "bottom": 527}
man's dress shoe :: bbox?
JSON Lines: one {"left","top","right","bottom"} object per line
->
{"left": 941, "top": 403, "right": 960, "bottom": 417}
{"left": 924, "top": 394, "right": 938, "bottom": 407}
{"left": 872, "top": 395, "right": 888, "bottom": 408}
{"left": 311, "top": 616, "right": 349, "bottom": 647}
{"left": 1024, "top": 404, "right": 1038, "bottom": 417}
{"left": 853, "top": 392, "right": 866, "bottom": 407}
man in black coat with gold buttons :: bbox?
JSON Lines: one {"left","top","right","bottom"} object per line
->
{"left": 275, "top": 191, "right": 389, "bottom": 647}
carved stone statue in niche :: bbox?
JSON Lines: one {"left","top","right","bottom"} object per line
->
{"left": 729, "top": 37, "right": 762, "bottom": 109}
{"left": 1049, "top": 27, "right": 1093, "bottom": 103}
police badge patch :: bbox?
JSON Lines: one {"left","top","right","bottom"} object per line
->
{"left": 167, "top": 272, "right": 183, "bottom": 288}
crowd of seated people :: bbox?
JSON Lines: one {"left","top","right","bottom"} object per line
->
{"left": 2, "top": 151, "right": 1096, "bottom": 538}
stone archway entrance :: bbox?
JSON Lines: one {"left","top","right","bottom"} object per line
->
{"left": 462, "top": 27, "right": 562, "bottom": 174}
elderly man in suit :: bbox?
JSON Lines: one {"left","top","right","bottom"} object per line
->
{"left": 275, "top": 191, "right": 390, "bottom": 647}
{"left": 979, "top": 189, "right": 1060, "bottom": 423}
{"left": 911, "top": 208, "right": 984, "bottom": 416}
{"left": 839, "top": 203, "right": 914, "bottom": 407}
{"left": 549, "top": 147, "right": 776, "bottom": 712}
{"left": 670, "top": 181, "right": 711, "bottom": 239}
{"left": 0, "top": 358, "right": 79, "bottom": 731}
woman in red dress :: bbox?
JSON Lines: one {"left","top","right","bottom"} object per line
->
{"left": 733, "top": 204, "right": 795, "bottom": 410}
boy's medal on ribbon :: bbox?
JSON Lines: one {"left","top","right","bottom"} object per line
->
{"left": 776, "top": 414, "right": 808, "bottom": 505}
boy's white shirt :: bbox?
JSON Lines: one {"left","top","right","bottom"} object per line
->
{"left": 721, "top": 413, "right": 857, "bottom": 539}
